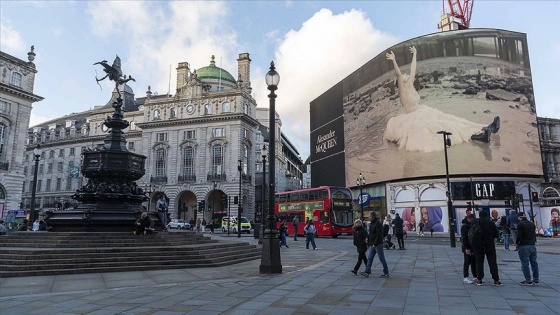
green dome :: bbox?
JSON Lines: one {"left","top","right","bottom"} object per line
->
{"left": 196, "top": 55, "right": 236, "bottom": 84}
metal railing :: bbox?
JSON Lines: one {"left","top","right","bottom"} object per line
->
{"left": 150, "top": 176, "right": 167, "bottom": 183}
{"left": 207, "top": 173, "right": 226, "bottom": 181}
{"left": 178, "top": 174, "right": 196, "bottom": 182}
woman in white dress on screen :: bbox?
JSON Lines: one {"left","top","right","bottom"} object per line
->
{"left": 383, "top": 46, "right": 500, "bottom": 153}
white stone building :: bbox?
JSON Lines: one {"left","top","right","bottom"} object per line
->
{"left": 0, "top": 47, "right": 43, "bottom": 218}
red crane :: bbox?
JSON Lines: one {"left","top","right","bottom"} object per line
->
{"left": 443, "top": 0, "right": 474, "bottom": 29}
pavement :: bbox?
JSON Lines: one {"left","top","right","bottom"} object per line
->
{"left": 0, "top": 233, "right": 559, "bottom": 315}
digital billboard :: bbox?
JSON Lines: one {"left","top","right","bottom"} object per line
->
{"left": 311, "top": 29, "right": 543, "bottom": 187}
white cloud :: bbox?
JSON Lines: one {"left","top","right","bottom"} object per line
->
{"left": 52, "top": 26, "right": 63, "bottom": 37}
{"left": 254, "top": 9, "right": 398, "bottom": 158}
{"left": 86, "top": 1, "right": 239, "bottom": 96}
{"left": 0, "top": 19, "right": 26, "bottom": 54}
{"left": 29, "top": 112, "right": 55, "bottom": 128}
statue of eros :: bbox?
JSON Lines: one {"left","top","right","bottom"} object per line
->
{"left": 94, "top": 55, "right": 135, "bottom": 98}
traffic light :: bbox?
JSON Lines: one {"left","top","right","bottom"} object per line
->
{"left": 221, "top": 194, "right": 227, "bottom": 208}
{"left": 234, "top": 196, "right": 239, "bottom": 204}
{"left": 200, "top": 200, "right": 206, "bottom": 212}
{"left": 531, "top": 192, "right": 539, "bottom": 203}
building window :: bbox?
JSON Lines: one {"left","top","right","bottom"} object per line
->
{"left": 183, "top": 130, "right": 196, "bottom": 140}
{"left": 56, "top": 178, "right": 61, "bottom": 191}
{"left": 222, "top": 102, "right": 230, "bottom": 113}
{"left": 70, "top": 148, "right": 75, "bottom": 156}
{"left": 153, "top": 109, "right": 161, "bottom": 120}
{"left": 182, "top": 146, "right": 195, "bottom": 177}
{"left": 11, "top": 72, "right": 22, "bottom": 87}
{"left": 47, "top": 163, "right": 53, "bottom": 173}
{"left": 155, "top": 148, "right": 167, "bottom": 178}
{"left": 169, "top": 107, "right": 176, "bottom": 119}
{"left": 37, "top": 180, "right": 42, "bottom": 192}
{"left": 0, "top": 123, "right": 5, "bottom": 162}
{"left": 156, "top": 133, "right": 168, "bottom": 142}
{"left": 58, "top": 162, "right": 63, "bottom": 172}
{"left": 66, "top": 178, "right": 72, "bottom": 191}
{"left": 243, "top": 103, "right": 249, "bottom": 115}
{"left": 49, "top": 150, "right": 55, "bottom": 158}
{"left": 24, "top": 166, "right": 28, "bottom": 175}
{"left": 212, "top": 144, "right": 224, "bottom": 175}
{"left": 39, "top": 164, "right": 44, "bottom": 174}
{"left": 205, "top": 104, "right": 212, "bottom": 115}
{"left": 243, "top": 145, "right": 249, "bottom": 174}
{"left": 0, "top": 100, "right": 11, "bottom": 114}
{"left": 212, "top": 128, "right": 224, "bottom": 138}
{"left": 29, "top": 181, "right": 33, "bottom": 193}
{"left": 46, "top": 179, "right": 51, "bottom": 192}
{"left": 59, "top": 149, "right": 64, "bottom": 157}
{"left": 243, "top": 128, "right": 249, "bottom": 139}
{"left": 41, "top": 151, "right": 46, "bottom": 159}
{"left": 128, "top": 142, "right": 135, "bottom": 150}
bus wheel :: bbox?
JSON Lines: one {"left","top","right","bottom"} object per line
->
{"left": 332, "top": 235, "right": 338, "bottom": 238}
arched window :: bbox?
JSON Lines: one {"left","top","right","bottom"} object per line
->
{"left": 243, "top": 145, "right": 249, "bottom": 174}
{"left": 212, "top": 144, "right": 223, "bottom": 175}
{"left": 11, "top": 72, "right": 22, "bottom": 87}
{"left": 205, "top": 103, "right": 213, "bottom": 115}
{"left": 222, "top": 102, "right": 230, "bottom": 113}
{"left": 0, "top": 123, "right": 6, "bottom": 162}
{"left": 169, "top": 107, "right": 176, "bottom": 119}
{"left": 155, "top": 148, "right": 167, "bottom": 177}
{"left": 182, "top": 146, "right": 195, "bottom": 178}
{"left": 153, "top": 109, "right": 161, "bottom": 120}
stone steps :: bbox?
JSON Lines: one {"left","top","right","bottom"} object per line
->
{"left": 0, "top": 232, "right": 261, "bottom": 277}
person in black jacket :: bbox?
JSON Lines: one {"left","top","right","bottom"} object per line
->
{"left": 360, "top": 212, "right": 390, "bottom": 278}
{"left": 471, "top": 211, "right": 502, "bottom": 286}
{"left": 351, "top": 219, "right": 368, "bottom": 275}
{"left": 392, "top": 213, "right": 405, "bottom": 250}
{"left": 515, "top": 212, "right": 539, "bottom": 285}
{"left": 460, "top": 214, "right": 477, "bottom": 284}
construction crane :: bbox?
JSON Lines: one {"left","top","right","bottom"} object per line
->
{"left": 437, "top": 0, "right": 474, "bottom": 32}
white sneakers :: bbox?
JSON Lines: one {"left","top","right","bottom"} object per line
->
{"left": 463, "top": 277, "right": 474, "bottom": 284}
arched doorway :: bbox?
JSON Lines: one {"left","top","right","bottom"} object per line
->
{"left": 207, "top": 190, "right": 227, "bottom": 228}
{"left": 177, "top": 191, "right": 197, "bottom": 221}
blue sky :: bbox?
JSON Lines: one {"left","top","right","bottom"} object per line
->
{"left": 1, "top": 1, "right": 558, "bottom": 159}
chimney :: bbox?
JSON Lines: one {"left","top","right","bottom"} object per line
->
{"left": 237, "top": 53, "right": 251, "bottom": 91}
{"left": 176, "top": 62, "right": 190, "bottom": 88}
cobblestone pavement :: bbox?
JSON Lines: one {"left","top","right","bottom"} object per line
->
{"left": 0, "top": 234, "right": 558, "bottom": 315}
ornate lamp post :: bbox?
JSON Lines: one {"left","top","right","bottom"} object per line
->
{"left": 259, "top": 144, "right": 268, "bottom": 245}
{"left": 212, "top": 181, "right": 217, "bottom": 227}
{"left": 437, "top": 130, "right": 456, "bottom": 247}
{"left": 30, "top": 144, "right": 42, "bottom": 222}
{"left": 260, "top": 61, "right": 282, "bottom": 274}
{"left": 356, "top": 173, "right": 366, "bottom": 221}
{"left": 238, "top": 159, "right": 243, "bottom": 238}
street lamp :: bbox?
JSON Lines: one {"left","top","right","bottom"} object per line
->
{"left": 30, "top": 144, "right": 42, "bottom": 222}
{"left": 238, "top": 159, "right": 243, "bottom": 238}
{"left": 143, "top": 184, "right": 155, "bottom": 211}
{"left": 212, "top": 181, "right": 217, "bottom": 230}
{"left": 356, "top": 173, "right": 366, "bottom": 221}
{"left": 260, "top": 61, "right": 282, "bottom": 274}
{"left": 437, "top": 130, "right": 456, "bottom": 248}
{"left": 259, "top": 144, "right": 268, "bottom": 245}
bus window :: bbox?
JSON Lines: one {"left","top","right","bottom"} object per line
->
{"left": 309, "top": 190, "right": 318, "bottom": 200}
{"left": 321, "top": 189, "right": 329, "bottom": 200}
{"left": 320, "top": 212, "right": 329, "bottom": 223}
{"left": 278, "top": 195, "right": 286, "bottom": 203}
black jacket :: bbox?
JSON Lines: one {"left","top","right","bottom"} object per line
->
{"left": 460, "top": 218, "right": 473, "bottom": 251}
{"left": 392, "top": 217, "right": 404, "bottom": 232}
{"left": 367, "top": 218, "right": 384, "bottom": 246}
{"left": 472, "top": 217, "right": 499, "bottom": 250}
{"left": 353, "top": 226, "right": 368, "bottom": 253}
{"left": 516, "top": 219, "right": 536, "bottom": 247}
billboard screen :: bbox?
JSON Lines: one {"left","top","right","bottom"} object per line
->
{"left": 310, "top": 29, "right": 543, "bottom": 187}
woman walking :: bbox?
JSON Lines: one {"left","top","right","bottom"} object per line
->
{"left": 304, "top": 220, "right": 318, "bottom": 250}
{"left": 351, "top": 219, "right": 368, "bottom": 275}
{"left": 279, "top": 220, "right": 289, "bottom": 248}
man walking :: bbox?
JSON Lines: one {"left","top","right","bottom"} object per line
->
{"left": 461, "top": 214, "right": 476, "bottom": 284}
{"left": 516, "top": 212, "right": 539, "bottom": 285}
{"left": 392, "top": 213, "right": 405, "bottom": 250}
{"left": 507, "top": 210, "right": 519, "bottom": 251}
{"left": 360, "top": 211, "right": 390, "bottom": 278}
{"left": 293, "top": 216, "right": 299, "bottom": 241}
{"left": 471, "top": 211, "right": 502, "bottom": 286}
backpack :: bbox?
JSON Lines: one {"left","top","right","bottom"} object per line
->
{"left": 468, "top": 221, "right": 482, "bottom": 248}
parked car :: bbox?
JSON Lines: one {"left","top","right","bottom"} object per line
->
{"left": 167, "top": 219, "right": 189, "bottom": 230}
{"left": 221, "top": 216, "right": 251, "bottom": 234}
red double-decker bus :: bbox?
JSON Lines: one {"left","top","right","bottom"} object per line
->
{"left": 275, "top": 186, "right": 354, "bottom": 238}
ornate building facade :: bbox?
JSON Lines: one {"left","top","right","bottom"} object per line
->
{"left": 537, "top": 116, "right": 560, "bottom": 205}
{"left": 20, "top": 53, "right": 304, "bottom": 226}
{"left": 0, "top": 47, "right": 43, "bottom": 217}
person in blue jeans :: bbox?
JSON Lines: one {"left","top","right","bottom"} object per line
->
{"left": 279, "top": 220, "right": 289, "bottom": 248}
{"left": 499, "top": 216, "right": 511, "bottom": 250}
{"left": 516, "top": 212, "right": 539, "bottom": 285}
{"left": 304, "top": 220, "right": 318, "bottom": 250}
{"left": 360, "top": 211, "right": 389, "bottom": 278}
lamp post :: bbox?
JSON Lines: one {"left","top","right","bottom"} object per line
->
{"left": 356, "top": 173, "right": 366, "bottom": 221}
{"left": 238, "top": 159, "right": 243, "bottom": 238}
{"left": 212, "top": 181, "right": 217, "bottom": 229}
{"left": 143, "top": 184, "right": 155, "bottom": 211}
{"left": 437, "top": 130, "right": 456, "bottom": 247}
{"left": 260, "top": 61, "right": 282, "bottom": 274}
{"left": 259, "top": 144, "right": 268, "bottom": 245}
{"left": 30, "top": 144, "right": 42, "bottom": 222}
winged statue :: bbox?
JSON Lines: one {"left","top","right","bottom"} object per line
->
{"left": 94, "top": 55, "right": 135, "bottom": 97}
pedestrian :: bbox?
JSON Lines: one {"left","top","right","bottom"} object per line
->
{"left": 201, "top": 219, "right": 207, "bottom": 233}
{"left": 208, "top": 219, "right": 214, "bottom": 234}
{"left": 461, "top": 214, "right": 477, "bottom": 284}
{"left": 500, "top": 215, "right": 511, "bottom": 250}
{"left": 383, "top": 215, "right": 393, "bottom": 236}
{"left": 38, "top": 220, "right": 48, "bottom": 231}
{"left": 516, "top": 212, "right": 539, "bottom": 285}
{"left": 195, "top": 218, "right": 202, "bottom": 234}
{"left": 506, "top": 210, "right": 519, "bottom": 250}
{"left": 470, "top": 211, "right": 502, "bottom": 286}
{"left": 18, "top": 219, "right": 29, "bottom": 231}
{"left": 351, "top": 219, "right": 368, "bottom": 275}
{"left": 392, "top": 213, "right": 405, "bottom": 250}
{"left": 32, "top": 219, "right": 40, "bottom": 231}
{"left": 304, "top": 220, "right": 318, "bottom": 250}
{"left": 156, "top": 195, "right": 168, "bottom": 230}
{"left": 279, "top": 220, "right": 289, "bottom": 248}
{"left": 418, "top": 221, "right": 425, "bottom": 236}
{"left": 360, "top": 211, "right": 390, "bottom": 278}
{"left": 189, "top": 218, "right": 195, "bottom": 231}
{"left": 134, "top": 212, "right": 154, "bottom": 235}
{"left": 292, "top": 215, "right": 299, "bottom": 241}
{"left": 0, "top": 220, "right": 7, "bottom": 235}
